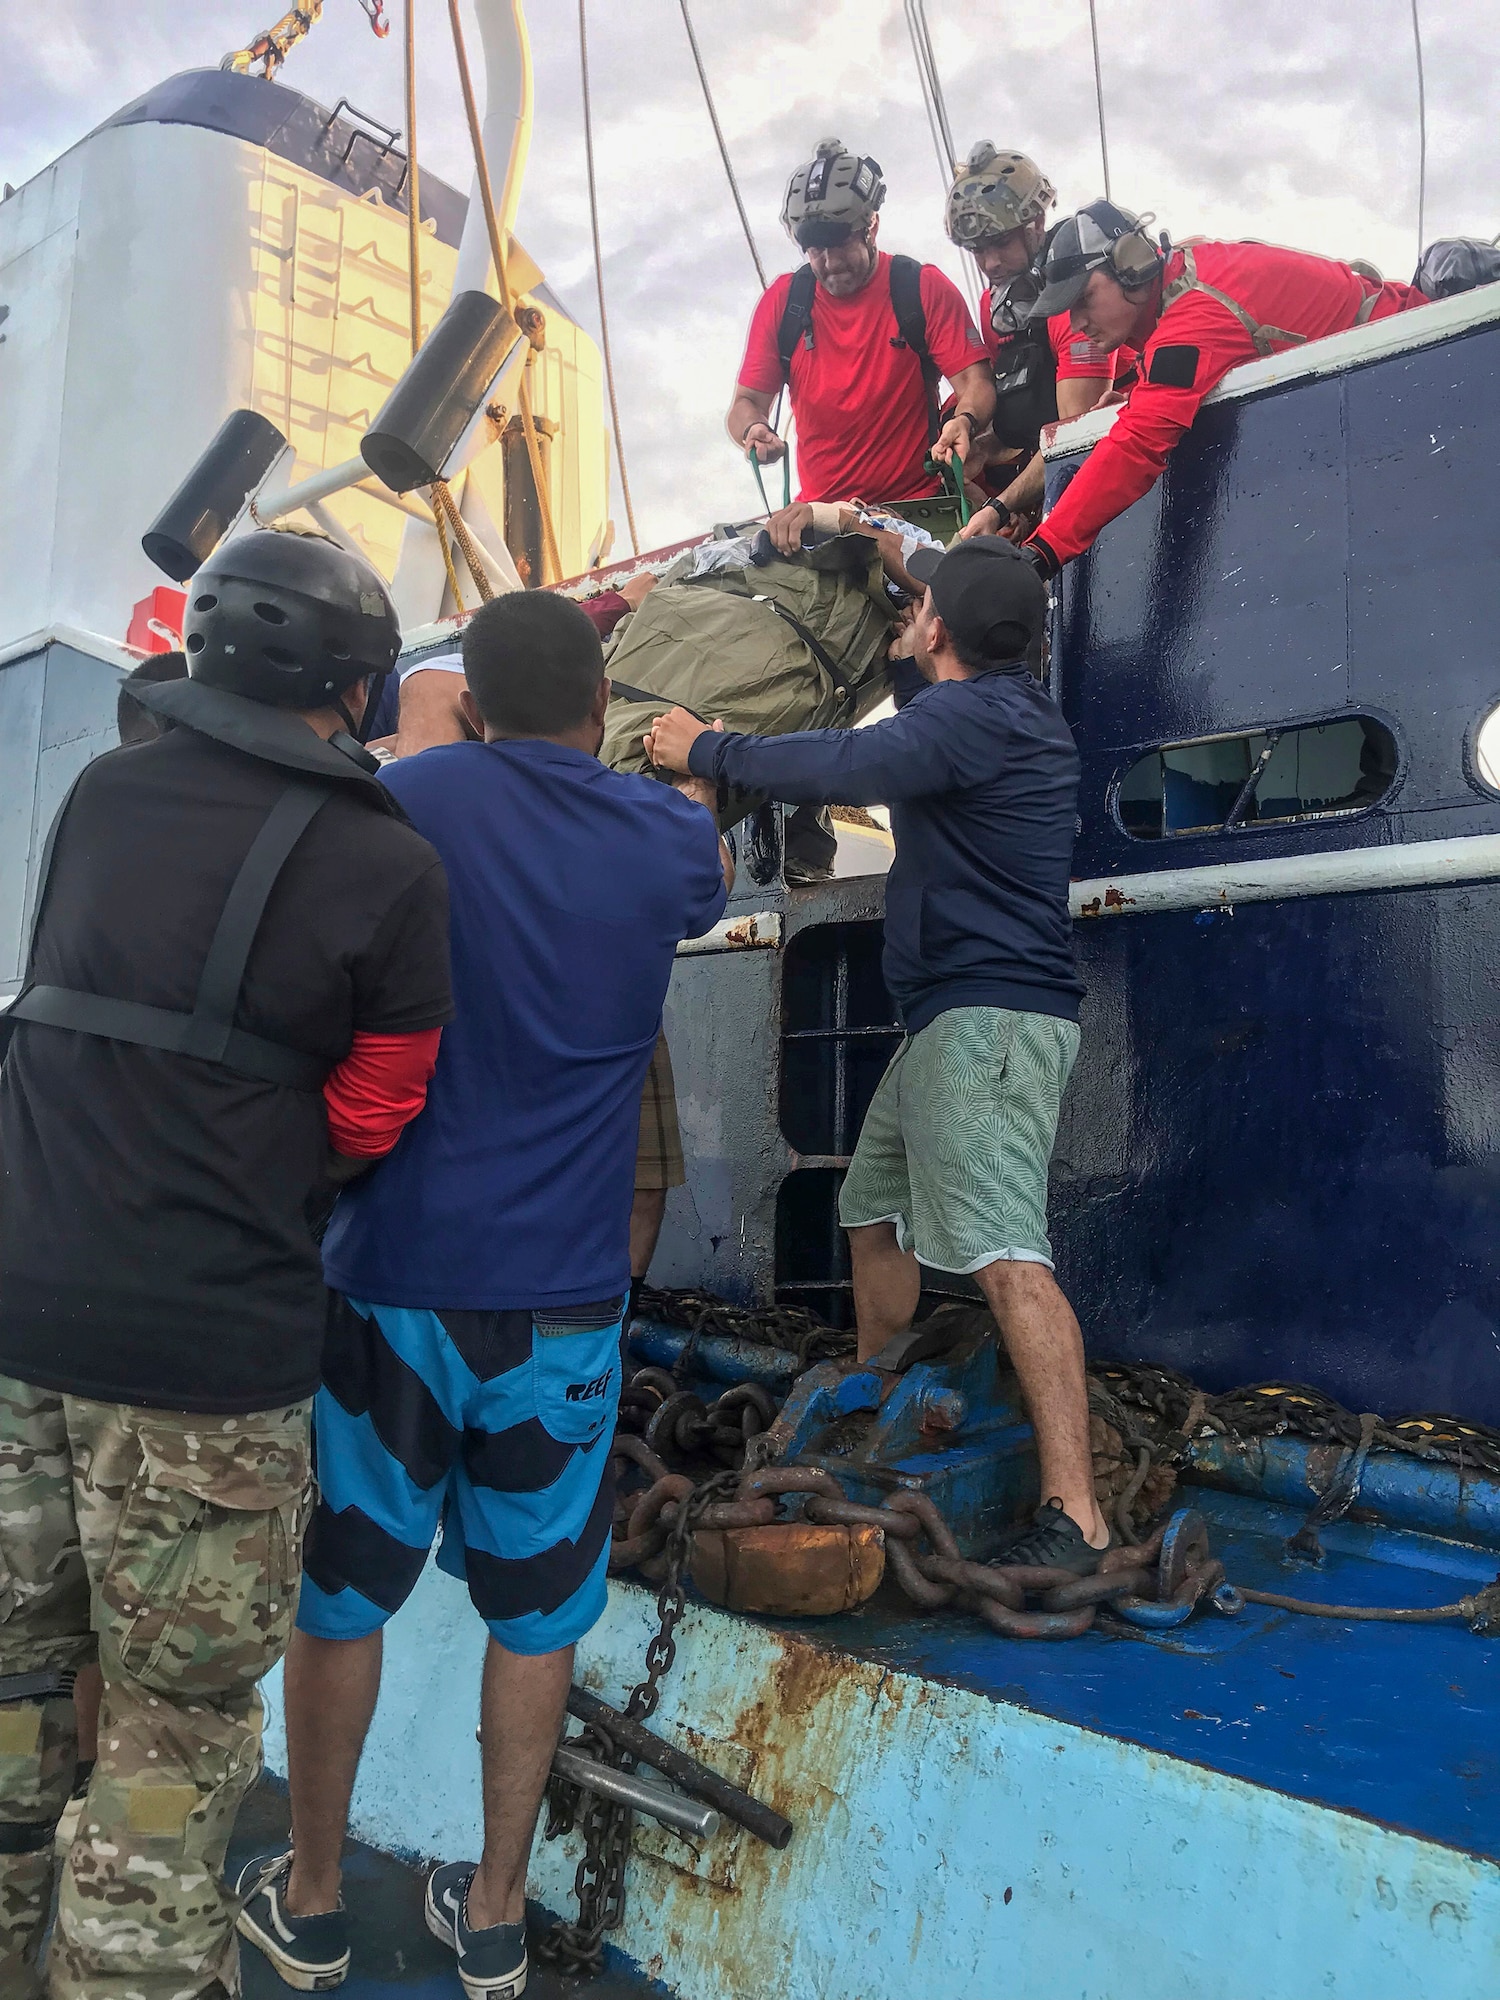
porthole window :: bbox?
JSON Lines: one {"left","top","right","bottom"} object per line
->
{"left": 1476, "top": 705, "right": 1500, "bottom": 794}
{"left": 1116, "top": 715, "right": 1397, "bottom": 841}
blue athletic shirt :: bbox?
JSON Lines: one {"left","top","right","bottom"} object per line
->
{"left": 322, "top": 740, "right": 727, "bottom": 1310}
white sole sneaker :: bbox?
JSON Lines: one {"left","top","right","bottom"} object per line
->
{"left": 423, "top": 1865, "right": 528, "bottom": 1999}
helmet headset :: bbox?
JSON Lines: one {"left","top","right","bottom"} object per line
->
{"left": 1030, "top": 201, "right": 1167, "bottom": 319}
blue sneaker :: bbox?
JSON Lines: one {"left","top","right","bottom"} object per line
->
{"left": 234, "top": 1847, "right": 350, "bottom": 1991}
{"left": 424, "top": 1860, "right": 528, "bottom": 1999}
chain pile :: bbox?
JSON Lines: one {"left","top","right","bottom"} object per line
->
{"left": 536, "top": 1469, "right": 741, "bottom": 1977}
{"left": 1091, "top": 1363, "right": 1500, "bottom": 1480}
{"left": 546, "top": 1328, "right": 1500, "bottom": 1971}
{"left": 635, "top": 1284, "right": 855, "bottom": 1371}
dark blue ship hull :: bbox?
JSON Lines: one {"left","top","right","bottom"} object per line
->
{"left": 1049, "top": 301, "right": 1500, "bottom": 1422}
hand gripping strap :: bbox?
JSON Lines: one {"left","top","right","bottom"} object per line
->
{"left": 8, "top": 783, "right": 332, "bottom": 1092}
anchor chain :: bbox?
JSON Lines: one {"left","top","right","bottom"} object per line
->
{"left": 536, "top": 1467, "right": 741, "bottom": 1977}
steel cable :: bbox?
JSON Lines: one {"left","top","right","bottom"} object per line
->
{"left": 1410, "top": 0, "right": 1428, "bottom": 256}
{"left": 578, "top": 0, "right": 640, "bottom": 555}
{"left": 1087, "top": 0, "right": 1112, "bottom": 201}
{"left": 676, "top": 0, "right": 769, "bottom": 292}
{"left": 902, "top": 0, "right": 981, "bottom": 315}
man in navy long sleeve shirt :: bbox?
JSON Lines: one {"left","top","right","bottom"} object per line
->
{"left": 647, "top": 537, "right": 1112, "bottom": 1574}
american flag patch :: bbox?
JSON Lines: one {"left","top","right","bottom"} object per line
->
{"left": 1070, "top": 339, "right": 1105, "bottom": 363}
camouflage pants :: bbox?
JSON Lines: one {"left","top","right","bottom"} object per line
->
{"left": 0, "top": 1375, "right": 311, "bottom": 2000}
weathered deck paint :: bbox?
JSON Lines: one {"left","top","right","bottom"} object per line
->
{"left": 264, "top": 1503, "right": 1500, "bottom": 2000}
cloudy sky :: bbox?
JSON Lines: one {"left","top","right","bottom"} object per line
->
{"left": 7, "top": 0, "right": 1499, "bottom": 554}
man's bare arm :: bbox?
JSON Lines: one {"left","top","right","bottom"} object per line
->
{"left": 726, "top": 384, "right": 786, "bottom": 463}
{"left": 931, "top": 360, "right": 999, "bottom": 469}
{"left": 962, "top": 376, "right": 1116, "bottom": 540}
{"left": 673, "top": 771, "right": 735, "bottom": 895}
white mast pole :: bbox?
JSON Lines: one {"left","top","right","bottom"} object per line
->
{"left": 453, "top": 0, "right": 534, "bottom": 299}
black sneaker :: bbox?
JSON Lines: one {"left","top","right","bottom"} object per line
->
{"left": 989, "top": 1498, "right": 1111, "bottom": 1576}
{"left": 425, "top": 1862, "right": 528, "bottom": 2000}
{"left": 234, "top": 1847, "right": 350, "bottom": 1992}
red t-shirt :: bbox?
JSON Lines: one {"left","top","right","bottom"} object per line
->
{"left": 981, "top": 291, "right": 1115, "bottom": 382}
{"left": 1032, "top": 240, "right": 1426, "bottom": 567}
{"left": 738, "top": 252, "right": 985, "bottom": 503}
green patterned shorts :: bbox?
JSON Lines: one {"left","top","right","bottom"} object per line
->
{"left": 838, "top": 1005, "right": 1081, "bottom": 1273}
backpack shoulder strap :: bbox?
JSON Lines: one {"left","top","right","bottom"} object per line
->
{"left": 1159, "top": 244, "right": 1310, "bottom": 360}
{"left": 888, "top": 254, "right": 940, "bottom": 443}
{"left": 776, "top": 265, "right": 818, "bottom": 379}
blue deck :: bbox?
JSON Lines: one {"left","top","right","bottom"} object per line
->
{"left": 792, "top": 1485, "right": 1500, "bottom": 1861}
{"left": 230, "top": 1782, "right": 666, "bottom": 2000}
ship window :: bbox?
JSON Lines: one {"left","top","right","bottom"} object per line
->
{"left": 1116, "top": 714, "right": 1397, "bottom": 841}
{"left": 1476, "top": 705, "right": 1500, "bottom": 794}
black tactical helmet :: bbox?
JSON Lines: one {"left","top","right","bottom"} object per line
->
{"left": 182, "top": 528, "right": 401, "bottom": 711}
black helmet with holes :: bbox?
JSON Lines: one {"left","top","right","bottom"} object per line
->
{"left": 182, "top": 528, "right": 401, "bottom": 711}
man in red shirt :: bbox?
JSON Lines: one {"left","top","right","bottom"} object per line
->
{"left": 987, "top": 202, "right": 1426, "bottom": 573}
{"left": 943, "top": 145, "right": 1122, "bottom": 538}
{"left": 727, "top": 138, "right": 994, "bottom": 505}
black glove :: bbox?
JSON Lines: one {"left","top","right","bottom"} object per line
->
{"left": 1022, "top": 535, "right": 1060, "bottom": 581}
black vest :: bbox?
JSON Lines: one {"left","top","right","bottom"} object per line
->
{"left": 3, "top": 682, "right": 405, "bottom": 1093}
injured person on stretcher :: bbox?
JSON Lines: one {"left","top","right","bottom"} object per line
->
{"left": 386, "top": 501, "right": 937, "bottom": 882}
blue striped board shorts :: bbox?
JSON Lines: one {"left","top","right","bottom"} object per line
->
{"left": 298, "top": 1292, "right": 624, "bottom": 1655}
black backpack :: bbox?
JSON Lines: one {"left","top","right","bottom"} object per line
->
{"left": 1413, "top": 238, "right": 1500, "bottom": 299}
{"left": 776, "top": 254, "right": 942, "bottom": 445}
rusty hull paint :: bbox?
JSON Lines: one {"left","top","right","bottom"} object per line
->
{"left": 262, "top": 1563, "right": 1500, "bottom": 2000}
{"left": 531, "top": 1585, "right": 1500, "bottom": 2000}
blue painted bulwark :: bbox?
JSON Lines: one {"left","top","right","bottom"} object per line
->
{"left": 1037, "top": 318, "right": 1500, "bottom": 1422}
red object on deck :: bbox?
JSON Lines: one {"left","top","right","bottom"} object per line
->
{"left": 126, "top": 586, "right": 186, "bottom": 654}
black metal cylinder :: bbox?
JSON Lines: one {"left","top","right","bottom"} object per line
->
{"left": 565, "top": 1685, "right": 794, "bottom": 1849}
{"left": 361, "top": 290, "right": 519, "bottom": 494}
{"left": 142, "top": 409, "right": 288, "bottom": 581}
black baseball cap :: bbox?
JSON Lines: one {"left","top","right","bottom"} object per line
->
{"left": 904, "top": 536, "right": 1046, "bottom": 662}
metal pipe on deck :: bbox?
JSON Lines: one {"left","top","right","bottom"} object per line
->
{"left": 566, "top": 1686, "right": 794, "bottom": 1849}
{"left": 552, "top": 1744, "right": 720, "bottom": 1840}
{"left": 627, "top": 1318, "right": 803, "bottom": 1390}
{"left": 1185, "top": 1433, "right": 1500, "bottom": 1551}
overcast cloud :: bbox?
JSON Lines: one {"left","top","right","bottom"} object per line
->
{"left": 5, "top": 0, "right": 1498, "bottom": 553}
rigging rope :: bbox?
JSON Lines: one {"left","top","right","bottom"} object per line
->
{"left": 223, "top": 0, "right": 387, "bottom": 79}
{"left": 677, "top": 0, "right": 770, "bottom": 292}
{"left": 433, "top": 480, "right": 496, "bottom": 600}
{"left": 1087, "top": 0, "right": 1112, "bottom": 201}
{"left": 578, "top": 0, "right": 640, "bottom": 556}
{"left": 429, "top": 484, "right": 466, "bottom": 614}
{"left": 222, "top": 0, "right": 326, "bottom": 78}
{"left": 403, "top": 0, "right": 423, "bottom": 357}
{"left": 901, "top": 0, "right": 980, "bottom": 315}
{"left": 400, "top": 0, "right": 489, "bottom": 609}
{"left": 1410, "top": 0, "right": 1428, "bottom": 256}
{"left": 447, "top": 0, "right": 564, "bottom": 586}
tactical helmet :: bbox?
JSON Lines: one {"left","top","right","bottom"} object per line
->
{"left": 945, "top": 144, "right": 1056, "bottom": 247}
{"left": 782, "top": 138, "right": 886, "bottom": 247}
{"left": 182, "top": 528, "right": 401, "bottom": 713}
{"left": 1030, "top": 200, "right": 1164, "bottom": 318}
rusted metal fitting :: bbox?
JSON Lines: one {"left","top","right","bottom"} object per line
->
{"left": 516, "top": 303, "right": 547, "bottom": 349}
